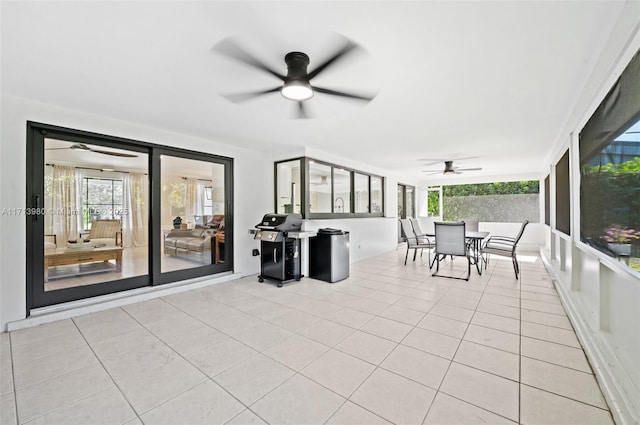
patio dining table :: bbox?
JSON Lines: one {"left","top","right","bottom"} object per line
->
{"left": 465, "top": 231, "right": 490, "bottom": 274}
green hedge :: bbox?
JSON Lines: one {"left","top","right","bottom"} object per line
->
{"left": 443, "top": 181, "right": 539, "bottom": 197}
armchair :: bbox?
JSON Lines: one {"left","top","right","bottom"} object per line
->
{"left": 82, "top": 219, "right": 123, "bottom": 247}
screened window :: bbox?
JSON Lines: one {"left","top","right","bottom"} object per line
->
{"left": 427, "top": 186, "right": 441, "bottom": 217}
{"left": 579, "top": 49, "right": 640, "bottom": 272}
{"left": 555, "top": 150, "right": 571, "bottom": 236}
{"left": 442, "top": 181, "right": 539, "bottom": 222}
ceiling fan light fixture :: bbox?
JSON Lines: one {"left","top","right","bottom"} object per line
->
{"left": 281, "top": 80, "right": 313, "bottom": 101}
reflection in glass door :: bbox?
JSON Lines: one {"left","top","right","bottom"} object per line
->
{"left": 43, "top": 138, "right": 149, "bottom": 292}
{"left": 161, "top": 156, "right": 226, "bottom": 272}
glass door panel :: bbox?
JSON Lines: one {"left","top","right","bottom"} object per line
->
{"left": 43, "top": 138, "right": 149, "bottom": 292}
{"left": 161, "top": 155, "right": 225, "bottom": 272}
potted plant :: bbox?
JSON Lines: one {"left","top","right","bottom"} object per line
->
{"left": 602, "top": 225, "right": 639, "bottom": 256}
{"left": 172, "top": 216, "right": 182, "bottom": 229}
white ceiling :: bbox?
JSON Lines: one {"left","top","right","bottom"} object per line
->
{"left": 1, "top": 1, "right": 627, "bottom": 184}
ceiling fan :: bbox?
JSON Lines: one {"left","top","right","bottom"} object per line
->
{"left": 212, "top": 35, "right": 376, "bottom": 118}
{"left": 45, "top": 144, "right": 138, "bottom": 158}
{"left": 422, "top": 160, "right": 483, "bottom": 176}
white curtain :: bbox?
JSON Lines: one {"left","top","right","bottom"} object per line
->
{"left": 123, "top": 173, "right": 148, "bottom": 247}
{"left": 50, "top": 165, "right": 81, "bottom": 243}
{"left": 184, "top": 178, "right": 198, "bottom": 225}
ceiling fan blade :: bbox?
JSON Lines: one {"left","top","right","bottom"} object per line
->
{"left": 223, "top": 86, "right": 282, "bottom": 103}
{"left": 417, "top": 159, "right": 448, "bottom": 166}
{"left": 457, "top": 167, "right": 483, "bottom": 171}
{"left": 295, "top": 101, "right": 309, "bottom": 119}
{"left": 307, "top": 39, "right": 358, "bottom": 79}
{"left": 313, "top": 86, "right": 375, "bottom": 102}
{"left": 419, "top": 156, "right": 478, "bottom": 163}
{"left": 91, "top": 149, "right": 138, "bottom": 158}
{"left": 421, "top": 171, "right": 442, "bottom": 176}
{"left": 44, "top": 147, "right": 72, "bottom": 150}
{"left": 70, "top": 144, "right": 91, "bottom": 151}
{"left": 212, "top": 38, "right": 286, "bottom": 82}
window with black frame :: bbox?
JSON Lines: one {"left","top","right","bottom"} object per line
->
{"left": 579, "top": 49, "right": 640, "bottom": 272}
{"left": 275, "top": 157, "right": 384, "bottom": 218}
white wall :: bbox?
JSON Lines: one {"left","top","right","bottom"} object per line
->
{"left": 0, "top": 95, "right": 272, "bottom": 330}
{"left": 540, "top": 4, "right": 640, "bottom": 424}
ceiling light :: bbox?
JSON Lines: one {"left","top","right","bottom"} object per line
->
{"left": 281, "top": 80, "right": 313, "bottom": 101}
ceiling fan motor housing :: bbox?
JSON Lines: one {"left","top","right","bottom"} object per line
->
{"left": 284, "top": 52, "right": 310, "bottom": 82}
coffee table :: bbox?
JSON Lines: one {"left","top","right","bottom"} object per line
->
{"left": 44, "top": 247, "right": 123, "bottom": 282}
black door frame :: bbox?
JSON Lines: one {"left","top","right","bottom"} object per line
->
{"left": 26, "top": 122, "right": 234, "bottom": 313}
{"left": 397, "top": 183, "right": 415, "bottom": 243}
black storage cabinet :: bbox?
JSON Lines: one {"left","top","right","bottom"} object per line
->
{"left": 309, "top": 228, "right": 350, "bottom": 283}
{"left": 259, "top": 238, "right": 301, "bottom": 287}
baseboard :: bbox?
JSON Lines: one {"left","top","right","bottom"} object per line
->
{"left": 540, "top": 249, "right": 640, "bottom": 425}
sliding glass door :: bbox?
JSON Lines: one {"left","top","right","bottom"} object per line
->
{"left": 160, "top": 155, "right": 227, "bottom": 273}
{"left": 27, "top": 122, "right": 233, "bottom": 311}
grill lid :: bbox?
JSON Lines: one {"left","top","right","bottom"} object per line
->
{"left": 255, "top": 213, "right": 302, "bottom": 232}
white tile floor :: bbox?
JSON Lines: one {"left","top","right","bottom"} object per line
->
{"left": 1, "top": 249, "right": 616, "bottom": 425}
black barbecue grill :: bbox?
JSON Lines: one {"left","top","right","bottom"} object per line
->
{"left": 254, "top": 213, "right": 303, "bottom": 287}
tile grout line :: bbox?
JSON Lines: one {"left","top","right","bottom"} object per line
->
{"left": 419, "top": 255, "right": 494, "bottom": 424}
{"left": 8, "top": 333, "right": 19, "bottom": 425}
{"left": 519, "top": 268, "right": 523, "bottom": 424}
{"left": 119, "top": 299, "right": 279, "bottom": 423}
{"left": 421, "top": 256, "right": 506, "bottom": 423}
{"left": 70, "top": 312, "right": 144, "bottom": 425}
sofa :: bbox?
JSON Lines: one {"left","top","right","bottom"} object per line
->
{"left": 164, "top": 215, "right": 224, "bottom": 263}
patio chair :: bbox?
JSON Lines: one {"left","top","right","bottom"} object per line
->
{"left": 459, "top": 218, "right": 479, "bottom": 231}
{"left": 483, "top": 220, "right": 529, "bottom": 279}
{"left": 432, "top": 221, "right": 471, "bottom": 281}
{"left": 399, "top": 218, "right": 434, "bottom": 267}
{"left": 460, "top": 218, "right": 486, "bottom": 256}
{"left": 409, "top": 218, "right": 436, "bottom": 267}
